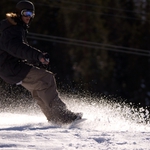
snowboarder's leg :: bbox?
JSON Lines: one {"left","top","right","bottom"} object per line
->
{"left": 30, "top": 91, "right": 52, "bottom": 121}
{"left": 22, "top": 67, "right": 82, "bottom": 124}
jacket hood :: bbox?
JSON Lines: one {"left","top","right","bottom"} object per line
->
{"left": 0, "top": 13, "right": 17, "bottom": 32}
{"left": 0, "top": 13, "right": 28, "bottom": 32}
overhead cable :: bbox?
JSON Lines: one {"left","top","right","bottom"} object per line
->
{"left": 28, "top": 32, "right": 150, "bottom": 57}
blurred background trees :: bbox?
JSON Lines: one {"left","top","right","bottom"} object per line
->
{"left": 1, "top": 0, "right": 150, "bottom": 108}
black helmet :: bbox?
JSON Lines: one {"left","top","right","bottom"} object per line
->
{"left": 16, "top": 0, "right": 35, "bottom": 14}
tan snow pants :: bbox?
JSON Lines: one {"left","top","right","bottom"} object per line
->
{"left": 21, "top": 67, "right": 68, "bottom": 123}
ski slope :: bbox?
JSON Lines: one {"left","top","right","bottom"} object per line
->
{"left": 0, "top": 94, "right": 150, "bottom": 150}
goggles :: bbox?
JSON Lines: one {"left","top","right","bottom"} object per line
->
{"left": 21, "top": 10, "right": 35, "bottom": 18}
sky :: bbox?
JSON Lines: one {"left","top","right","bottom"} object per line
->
{"left": 0, "top": 94, "right": 150, "bottom": 150}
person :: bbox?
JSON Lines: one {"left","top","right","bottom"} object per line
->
{"left": 0, "top": 0, "right": 82, "bottom": 125}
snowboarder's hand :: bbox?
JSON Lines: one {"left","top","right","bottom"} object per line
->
{"left": 39, "top": 53, "right": 50, "bottom": 65}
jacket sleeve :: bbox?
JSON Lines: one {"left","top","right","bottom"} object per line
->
{"left": 2, "top": 25, "right": 42, "bottom": 61}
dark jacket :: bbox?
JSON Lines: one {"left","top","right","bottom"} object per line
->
{"left": 0, "top": 13, "right": 42, "bottom": 84}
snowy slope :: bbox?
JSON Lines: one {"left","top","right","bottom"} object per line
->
{"left": 0, "top": 94, "right": 150, "bottom": 150}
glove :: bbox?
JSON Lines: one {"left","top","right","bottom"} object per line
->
{"left": 39, "top": 53, "right": 50, "bottom": 65}
{"left": 43, "top": 53, "right": 50, "bottom": 62}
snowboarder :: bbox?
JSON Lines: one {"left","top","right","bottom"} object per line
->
{"left": 0, "top": 0, "right": 82, "bottom": 125}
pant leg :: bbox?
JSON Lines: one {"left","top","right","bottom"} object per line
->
{"left": 22, "top": 67, "right": 59, "bottom": 105}
{"left": 31, "top": 90, "right": 53, "bottom": 121}
{"left": 22, "top": 67, "right": 79, "bottom": 124}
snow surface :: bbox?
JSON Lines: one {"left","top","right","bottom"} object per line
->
{"left": 0, "top": 94, "right": 150, "bottom": 150}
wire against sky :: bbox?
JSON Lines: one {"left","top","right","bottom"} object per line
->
{"left": 28, "top": 32, "right": 150, "bottom": 57}
{"left": 60, "top": 0, "right": 150, "bottom": 15}
{"left": 9, "top": 0, "right": 150, "bottom": 22}
{"left": 42, "top": 0, "right": 150, "bottom": 15}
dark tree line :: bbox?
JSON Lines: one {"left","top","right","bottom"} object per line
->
{"left": 1, "top": 0, "right": 150, "bottom": 108}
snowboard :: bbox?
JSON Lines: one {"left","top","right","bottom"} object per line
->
{"left": 69, "top": 116, "right": 87, "bottom": 128}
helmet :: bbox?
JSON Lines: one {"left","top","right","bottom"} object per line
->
{"left": 16, "top": 0, "right": 35, "bottom": 14}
